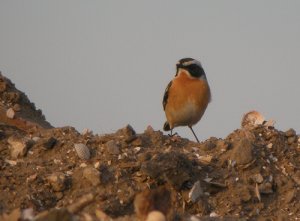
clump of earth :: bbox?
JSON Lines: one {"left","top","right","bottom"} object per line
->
{"left": 0, "top": 73, "right": 299, "bottom": 221}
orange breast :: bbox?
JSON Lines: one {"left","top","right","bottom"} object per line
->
{"left": 165, "top": 71, "right": 211, "bottom": 128}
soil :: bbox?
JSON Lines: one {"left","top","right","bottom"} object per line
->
{"left": 0, "top": 73, "right": 299, "bottom": 221}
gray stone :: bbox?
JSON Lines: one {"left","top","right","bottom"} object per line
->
{"left": 105, "top": 140, "right": 120, "bottom": 155}
{"left": 116, "top": 124, "right": 136, "bottom": 142}
{"left": 189, "top": 180, "right": 203, "bottom": 203}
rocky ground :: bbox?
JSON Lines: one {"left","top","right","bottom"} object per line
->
{"left": 0, "top": 73, "right": 299, "bottom": 221}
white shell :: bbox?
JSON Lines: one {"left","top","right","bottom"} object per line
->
{"left": 241, "top": 110, "right": 265, "bottom": 128}
{"left": 146, "top": 211, "right": 166, "bottom": 221}
{"left": 74, "top": 143, "right": 90, "bottom": 160}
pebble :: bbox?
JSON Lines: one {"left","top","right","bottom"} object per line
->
{"left": 32, "top": 136, "right": 41, "bottom": 142}
{"left": 12, "top": 104, "right": 21, "bottom": 112}
{"left": 146, "top": 211, "right": 166, "bottom": 221}
{"left": 80, "top": 163, "right": 87, "bottom": 168}
{"left": 82, "top": 167, "right": 101, "bottom": 186}
{"left": 285, "top": 128, "right": 296, "bottom": 137}
{"left": 253, "top": 173, "right": 264, "bottom": 184}
{"left": 22, "top": 208, "right": 34, "bottom": 220}
{"left": 43, "top": 137, "right": 57, "bottom": 150}
{"left": 8, "top": 136, "right": 29, "bottom": 159}
{"left": 287, "top": 136, "right": 296, "bottom": 145}
{"left": 188, "top": 181, "right": 203, "bottom": 202}
{"left": 94, "top": 161, "right": 100, "bottom": 169}
{"left": 74, "top": 143, "right": 90, "bottom": 160}
{"left": 241, "top": 110, "right": 265, "bottom": 128}
{"left": 6, "top": 108, "right": 15, "bottom": 119}
{"left": 267, "top": 143, "right": 273, "bottom": 149}
{"left": 259, "top": 182, "right": 273, "bottom": 194}
{"left": 5, "top": 159, "right": 17, "bottom": 166}
{"left": 105, "top": 140, "right": 120, "bottom": 155}
{"left": 46, "top": 172, "right": 68, "bottom": 192}
{"left": 116, "top": 124, "right": 136, "bottom": 142}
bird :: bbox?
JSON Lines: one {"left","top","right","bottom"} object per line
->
{"left": 162, "top": 58, "right": 211, "bottom": 143}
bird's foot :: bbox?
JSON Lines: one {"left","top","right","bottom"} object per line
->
{"left": 168, "top": 132, "right": 181, "bottom": 142}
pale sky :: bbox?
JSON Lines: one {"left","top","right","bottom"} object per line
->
{"left": 1, "top": 1, "right": 299, "bottom": 141}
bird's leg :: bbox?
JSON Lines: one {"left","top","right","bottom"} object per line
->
{"left": 189, "top": 126, "right": 200, "bottom": 143}
{"left": 168, "top": 129, "right": 178, "bottom": 137}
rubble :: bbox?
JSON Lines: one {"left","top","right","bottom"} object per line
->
{"left": 0, "top": 74, "right": 300, "bottom": 220}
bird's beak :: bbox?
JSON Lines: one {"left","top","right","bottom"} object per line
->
{"left": 176, "top": 63, "right": 183, "bottom": 69}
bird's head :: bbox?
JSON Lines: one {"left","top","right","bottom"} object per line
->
{"left": 176, "top": 57, "right": 206, "bottom": 79}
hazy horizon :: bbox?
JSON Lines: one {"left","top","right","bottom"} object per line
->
{"left": 1, "top": 1, "right": 299, "bottom": 140}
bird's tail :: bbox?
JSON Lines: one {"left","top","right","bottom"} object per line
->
{"left": 163, "top": 121, "right": 171, "bottom": 131}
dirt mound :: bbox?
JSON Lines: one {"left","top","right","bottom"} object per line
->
{"left": 0, "top": 75, "right": 299, "bottom": 221}
{"left": 0, "top": 72, "right": 52, "bottom": 132}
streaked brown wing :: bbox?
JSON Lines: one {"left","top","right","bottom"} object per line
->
{"left": 163, "top": 81, "right": 172, "bottom": 110}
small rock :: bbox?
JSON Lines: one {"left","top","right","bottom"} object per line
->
{"left": 144, "top": 125, "right": 155, "bottom": 134}
{"left": 146, "top": 211, "right": 166, "bottom": 221}
{"left": 252, "top": 173, "right": 264, "bottom": 184}
{"left": 46, "top": 172, "right": 68, "bottom": 192}
{"left": 6, "top": 108, "right": 15, "bottom": 119}
{"left": 230, "top": 138, "right": 253, "bottom": 165}
{"left": 197, "top": 155, "right": 213, "bottom": 164}
{"left": 209, "top": 211, "right": 219, "bottom": 217}
{"left": 285, "top": 128, "right": 296, "bottom": 137}
{"left": 241, "top": 110, "right": 265, "bottom": 128}
{"left": 263, "top": 119, "right": 275, "bottom": 127}
{"left": 105, "top": 140, "right": 120, "bottom": 155}
{"left": 5, "top": 159, "right": 17, "bottom": 166}
{"left": 116, "top": 124, "right": 137, "bottom": 142}
{"left": 43, "top": 137, "right": 57, "bottom": 150}
{"left": 259, "top": 182, "right": 273, "bottom": 194}
{"left": 26, "top": 173, "right": 38, "bottom": 183}
{"left": 12, "top": 104, "right": 21, "bottom": 112}
{"left": 80, "top": 163, "right": 87, "bottom": 168}
{"left": 22, "top": 208, "right": 34, "bottom": 220}
{"left": 189, "top": 180, "right": 203, "bottom": 203}
{"left": 8, "top": 136, "right": 30, "bottom": 159}
{"left": 266, "top": 143, "right": 273, "bottom": 149}
{"left": 32, "top": 136, "right": 41, "bottom": 142}
{"left": 82, "top": 167, "right": 101, "bottom": 186}
{"left": 94, "top": 161, "right": 100, "bottom": 169}
{"left": 287, "top": 136, "right": 296, "bottom": 145}
{"left": 74, "top": 143, "right": 90, "bottom": 160}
